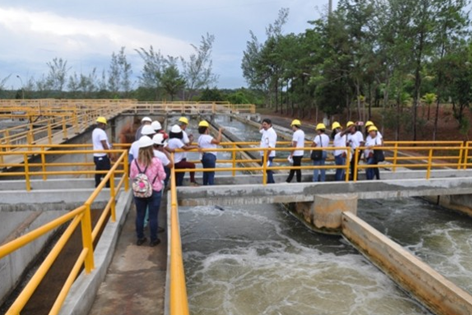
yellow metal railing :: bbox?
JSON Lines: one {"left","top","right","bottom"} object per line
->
{"left": 0, "top": 149, "right": 129, "bottom": 315}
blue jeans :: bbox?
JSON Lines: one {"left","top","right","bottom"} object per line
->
{"left": 202, "top": 153, "right": 217, "bottom": 185}
{"left": 313, "top": 152, "right": 327, "bottom": 182}
{"left": 261, "top": 157, "right": 275, "bottom": 184}
{"left": 335, "top": 154, "right": 346, "bottom": 181}
{"left": 164, "top": 166, "right": 170, "bottom": 187}
{"left": 134, "top": 190, "right": 162, "bottom": 242}
{"left": 366, "top": 157, "right": 378, "bottom": 180}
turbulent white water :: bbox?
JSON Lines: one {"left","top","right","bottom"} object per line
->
{"left": 181, "top": 204, "right": 430, "bottom": 315}
{"left": 359, "top": 197, "right": 472, "bottom": 294}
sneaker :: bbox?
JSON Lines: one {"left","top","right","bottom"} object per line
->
{"left": 136, "top": 237, "right": 147, "bottom": 246}
{"left": 150, "top": 239, "right": 161, "bottom": 247}
{"left": 190, "top": 181, "right": 200, "bottom": 187}
{"left": 157, "top": 227, "right": 165, "bottom": 233}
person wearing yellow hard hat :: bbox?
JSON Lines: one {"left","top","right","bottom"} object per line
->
{"left": 364, "top": 125, "right": 384, "bottom": 180}
{"left": 92, "top": 117, "right": 112, "bottom": 188}
{"left": 167, "top": 124, "right": 200, "bottom": 186}
{"left": 331, "top": 121, "right": 350, "bottom": 181}
{"left": 286, "top": 119, "right": 305, "bottom": 183}
{"left": 135, "top": 116, "right": 153, "bottom": 140}
{"left": 346, "top": 121, "right": 365, "bottom": 180}
{"left": 197, "top": 120, "right": 224, "bottom": 185}
{"left": 311, "top": 123, "right": 330, "bottom": 182}
{"left": 178, "top": 117, "right": 194, "bottom": 162}
{"left": 364, "top": 120, "right": 383, "bottom": 140}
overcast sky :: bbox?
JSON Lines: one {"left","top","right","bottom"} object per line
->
{"left": 0, "top": 0, "right": 336, "bottom": 90}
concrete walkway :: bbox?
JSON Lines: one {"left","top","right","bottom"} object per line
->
{"left": 89, "top": 197, "right": 167, "bottom": 315}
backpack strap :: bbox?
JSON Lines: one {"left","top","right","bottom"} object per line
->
{"left": 134, "top": 159, "right": 149, "bottom": 174}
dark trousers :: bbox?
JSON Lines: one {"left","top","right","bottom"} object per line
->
{"left": 175, "top": 160, "right": 196, "bottom": 186}
{"left": 94, "top": 156, "right": 111, "bottom": 188}
{"left": 349, "top": 151, "right": 361, "bottom": 180}
{"left": 164, "top": 166, "right": 170, "bottom": 187}
{"left": 261, "top": 157, "right": 275, "bottom": 184}
{"left": 201, "top": 153, "right": 217, "bottom": 185}
{"left": 134, "top": 190, "right": 162, "bottom": 242}
{"left": 286, "top": 156, "right": 303, "bottom": 183}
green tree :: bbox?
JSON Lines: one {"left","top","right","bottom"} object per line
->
{"left": 160, "top": 57, "right": 186, "bottom": 101}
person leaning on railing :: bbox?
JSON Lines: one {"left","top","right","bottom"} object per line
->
{"left": 197, "top": 120, "right": 224, "bottom": 186}
{"left": 365, "top": 121, "right": 383, "bottom": 180}
{"left": 364, "top": 126, "right": 383, "bottom": 180}
{"left": 130, "top": 136, "right": 167, "bottom": 246}
{"left": 92, "top": 116, "right": 112, "bottom": 188}
{"left": 286, "top": 119, "right": 305, "bottom": 183}
{"left": 331, "top": 122, "right": 350, "bottom": 181}
{"left": 311, "top": 123, "right": 330, "bottom": 182}
{"left": 152, "top": 133, "right": 173, "bottom": 189}
{"left": 346, "top": 121, "right": 365, "bottom": 181}
{"left": 167, "top": 124, "right": 200, "bottom": 186}
{"left": 259, "top": 118, "right": 277, "bottom": 184}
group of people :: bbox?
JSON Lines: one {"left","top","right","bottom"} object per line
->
{"left": 91, "top": 115, "right": 383, "bottom": 246}
{"left": 260, "top": 118, "right": 384, "bottom": 184}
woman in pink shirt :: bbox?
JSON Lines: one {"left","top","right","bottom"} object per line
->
{"left": 130, "top": 136, "right": 166, "bottom": 246}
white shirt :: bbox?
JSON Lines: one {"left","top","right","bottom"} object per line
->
{"left": 129, "top": 140, "right": 140, "bottom": 160}
{"left": 313, "top": 133, "right": 330, "bottom": 148}
{"left": 92, "top": 128, "right": 111, "bottom": 157}
{"left": 182, "top": 129, "right": 190, "bottom": 159}
{"left": 347, "top": 131, "right": 364, "bottom": 150}
{"left": 198, "top": 134, "right": 217, "bottom": 156}
{"left": 291, "top": 129, "right": 305, "bottom": 157}
{"left": 154, "top": 149, "right": 170, "bottom": 166}
{"left": 365, "top": 134, "right": 383, "bottom": 157}
{"left": 168, "top": 138, "right": 185, "bottom": 163}
{"left": 333, "top": 133, "right": 347, "bottom": 156}
{"left": 260, "top": 127, "right": 277, "bottom": 158}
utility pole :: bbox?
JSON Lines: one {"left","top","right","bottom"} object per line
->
{"left": 329, "top": 0, "right": 333, "bottom": 15}
{"left": 16, "top": 75, "right": 24, "bottom": 99}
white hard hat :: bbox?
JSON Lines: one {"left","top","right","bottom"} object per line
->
{"left": 151, "top": 121, "right": 162, "bottom": 131}
{"left": 138, "top": 136, "right": 153, "bottom": 148}
{"left": 141, "top": 116, "right": 152, "bottom": 123}
{"left": 141, "top": 125, "right": 155, "bottom": 136}
{"left": 152, "top": 133, "right": 165, "bottom": 145}
{"left": 171, "top": 124, "right": 182, "bottom": 133}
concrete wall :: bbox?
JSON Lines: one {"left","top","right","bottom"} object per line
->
{"left": 342, "top": 211, "right": 472, "bottom": 315}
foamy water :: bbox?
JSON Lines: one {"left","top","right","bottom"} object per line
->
{"left": 181, "top": 204, "right": 429, "bottom": 315}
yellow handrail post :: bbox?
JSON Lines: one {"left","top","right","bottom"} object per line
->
{"left": 41, "top": 146, "right": 47, "bottom": 181}
{"left": 232, "top": 143, "right": 236, "bottom": 177}
{"left": 392, "top": 142, "right": 398, "bottom": 172}
{"left": 262, "top": 149, "right": 267, "bottom": 185}
{"left": 462, "top": 142, "right": 468, "bottom": 170}
{"left": 110, "top": 172, "right": 116, "bottom": 222}
{"left": 212, "top": 102, "right": 216, "bottom": 114}
{"left": 124, "top": 151, "right": 130, "bottom": 191}
{"left": 27, "top": 130, "right": 34, "bottom": 145}
{"left": 426, "top": 148, "right": 433, "bottom": 180}
{"left": 24, "top": 153, "right": 31, "bottom": 191}
{"left": 345, "top": 149, "right": 350, "bottom": 182}
{"left": 62, "top": 116, "right": 67, "bottom": 140}
{"left": 81, "top": 203, "right": 95, "bottom": 273}
{"left": 48, "top": 121, "right": 53, "bottom": 144}
{"left": 74, "top": 111, "right": 80, "bottom": 134}
{"left": 458, "top": 141, "right": 464, "bottom": 170}
{"left": 353, "top": 148, "right": 359, "bottom": 182}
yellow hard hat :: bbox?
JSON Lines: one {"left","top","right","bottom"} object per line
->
{"left": 291, "top": 119, "right": 301, "bottom": 126}
{"left": 365, "top": 121, "right": 374, "bottom": 127}
{"left": 346, "top": 121, "right": 355, "bottom": 127}
{"left": 368, "top": 125, "right": 378, "bottom": 132}
{"left": 96, "top": 117, "right": 107, "bottom": 125}
{"left": 199, "top": 120, "right": 210, "bottom": 127}
{"left": 178, "top": 117, "right": 189, "bottom": 124}
{"left": 316, "top": 123, "right": 326, "bottom": 130}
{"left": 332, "top": 122, "right": 341, "bottom": 130}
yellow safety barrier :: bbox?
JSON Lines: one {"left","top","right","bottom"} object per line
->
{"left": 0, "top": 149, "right": 129, "bottom": 315}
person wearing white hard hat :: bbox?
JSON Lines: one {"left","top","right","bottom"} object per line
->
{"left": 92, "top": 117, "right": 112, "bottom": 187}
{"left": 130, "top": 136, "right": 166, "bottom": 246}
{"left": 311, "top": 123, "right": 330, "bottom": 182}
{"left": 286, "top": 119, "right": 305, "bottom": 183}
{"left": 346, "top": 121, "right": 365, "bottom": 181}
{"left": 364, "top": 125, "right": 383, "bottom": 180}
{"left": 152, "top": 133, "right": 173, "bottom": 188}
{"left": 197, "top": 120, "right": 224, "bottom": 185}
{"left": 167, "top": 124, "right": 199, "bottom": 186}
{"left": 331, "top": 122, "right": 350, "bottom": 181}
{"left": 135, "top": 116, "right": 153, "bottom": 140}
{"left": 129, "top": 125, "right": 156, "bottom": 164}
